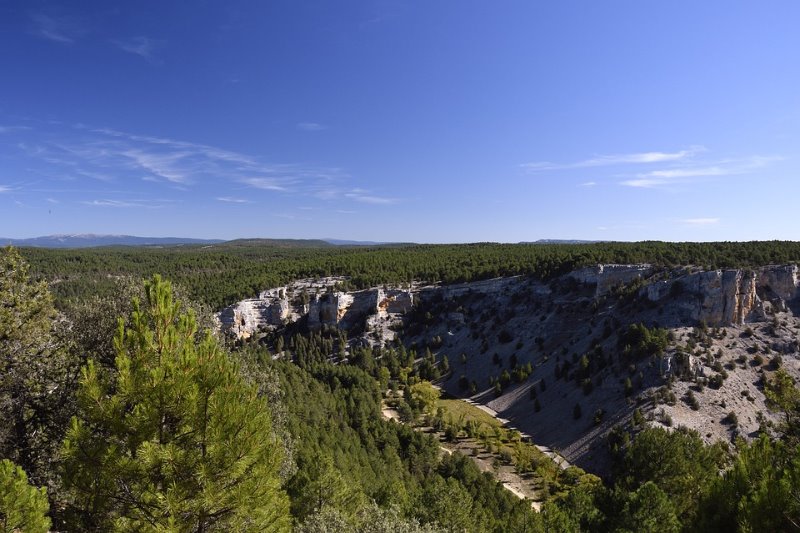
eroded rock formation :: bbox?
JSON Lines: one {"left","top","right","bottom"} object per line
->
{"left": 219, "top": 264, "right": 800, "bottom": 340}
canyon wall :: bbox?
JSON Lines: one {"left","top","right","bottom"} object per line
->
{"left": 219, "top": 264, "right": 800, "bottom": 339}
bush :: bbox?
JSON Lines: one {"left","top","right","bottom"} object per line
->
{"left": 686, "top": 390, "right": 700, "bottom": 411}
{"left": 708, "top": 374, "right": 725, "bottom": 390}
{"left": 498, "top": 330, "right": 513, "bottom": 344}
{"left": 722, "top": 411, "right": 738, "bottom": 427}
{"left": 594, "top": 409, "right": 605, "bottom": 425}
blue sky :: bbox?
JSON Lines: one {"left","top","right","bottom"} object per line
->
{"left": 1, "top": 1, "right": 799, "bottom": 243}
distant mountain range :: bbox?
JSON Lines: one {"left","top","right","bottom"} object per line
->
{"left": 0, "top": 234, "right": 224, "bottom": 248}
{"left": 0, "top": 234, "right": 591, "bottom": 249}
{"left": 0, "top": 234, "right": 402, "bottom": 249}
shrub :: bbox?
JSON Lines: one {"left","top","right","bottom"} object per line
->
{"left": 593, "top": 409, "right": 605, "bottom": 425}
{"left": 686, "top": 390, "right": 700, "bottom": 411}
{"left": 722, "top": 411, "right": 738, "bottom": 427}
{"left": 708, "top": 374, "right": 725, "bottom": 389}
{"left": 498, "top": 330, "right": 513, "bottom": 344}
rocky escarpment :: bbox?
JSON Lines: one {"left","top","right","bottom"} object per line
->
{"left": 219, "top": 264, "right": 800, "bottom": 341}
{"left": 218, "top": 277, "right": 414, "bottom": 343}
{"left": 642, "top": 265, "right": 800, "bottom": 326}
{"left": 569, "top": 264, "right": 653, "bottom": 296}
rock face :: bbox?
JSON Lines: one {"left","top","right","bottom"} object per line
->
{"left": 569, "top": 264, "right": 653, "bottom": 296}
{"left": 642, "top": 266, "right": 800, "bottom": 326}
{"left": 218, "top": 277, "right": 415, "bottom": 343}
{"left": 219, "top": 264, "right": 800, "bottom": 339}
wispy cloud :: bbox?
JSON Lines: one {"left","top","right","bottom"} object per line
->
{"left": 0, "top": 125, "right": 32, "bottom": 134}
{"left": 296, "top": 122, "right": 327, "bottom": 132}
{"left": 13, "top": 121, "right": 390, "bottom": 209}
{"left": 82, "top": 199, "right": 168, "bottom": 209}
{"left": 113, "top": 36, "right": 162, "bottom": 62}
{"left": 522, "top": 146, "right": 705, "bottom": 172}
{"left": 682, "top": 217, "right": 720, "bottom": 225}
{"left": 29, "top": 13, "right": 79, "bottom": 44}
{"left": 345, "top": 189, "right": 398, "bottom": 205}
{"left": 216, "top": 196, "right": 252, "bottom": 204}
{"left": 240, "top": 177, "right": 289, "bottom": 191}
{"left": 580, "top": 181, "right": 596, "bottom": 187}
{"left": 621, "top": 155, "right": 781, "bottom": 189}
{"left": 619, "top": 178, "right": 668, "bottom": 189}
{"left": 0, "top": 186, "right": 11, "bottom": 193}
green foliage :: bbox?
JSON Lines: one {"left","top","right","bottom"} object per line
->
{"left": 24, "top": 240, "right": 800, "bottom": 310}
{"left": 618, "top": 323, "right": 669, "bottom": 361}
{"left": 62, "top": 275, "right": 290, "bottom": 532}
{"left": 698, "top": 435, "right": 800, "bottom": 531}
{"left": 615, "top": 482, "right": 680, "bottom": 533}
{"left": 299, "top": 503, "right": 444, "bottom": 533}
{"left": 0, "top": 459, "right": 51, "bottom": 533}
{"left": 616, "top": 426, "right": 726, "bottom": 522}
{"left": 0, "top": 247, "right": 79, "bottom": 495}
{"left": 765, "top": 369, "right": 800, "bottom": 444}
{"left": 409, "top": 381, "right": 441, "bottom": 418}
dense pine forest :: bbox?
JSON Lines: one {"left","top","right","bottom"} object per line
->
{"left": 4, "top": 242, "right": 800, "bottom": 531}
{"left": 19, "top": 240, "right": 800, "bottom": 310}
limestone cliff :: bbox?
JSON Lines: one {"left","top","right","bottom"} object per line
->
{"left": 218, "top": 277, "right": 414, "bottom": 343}
{"left": 219, "top": 264, "right": 800, "bottom": 340}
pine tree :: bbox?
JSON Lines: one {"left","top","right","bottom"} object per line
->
{"left": 0, "top": 459, "right": 51, "bottom": 533}
{"left": 0, "top": 247, "right": 77, "bottom": 490}
{"left": 62, "top": 275, "right": 290, "bottom": 532}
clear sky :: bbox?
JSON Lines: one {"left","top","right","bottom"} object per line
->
{"left": 1, "top": 1, "right": 799, "bottom": 243}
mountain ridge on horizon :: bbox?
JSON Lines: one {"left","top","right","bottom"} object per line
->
{"left": 0, "top": 234, "right": 408, "bottom": 249}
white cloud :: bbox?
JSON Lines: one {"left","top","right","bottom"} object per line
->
{"left": 621, "top": 155, "right": 782, "bottom": 189}
{"left": 619, "top": 178, "right": 668, "bottom": 188}
{"left": 580, "top": 181, "right": 596, "bottom": 187}
{"left": 30, "top": 13, "right": 78, "bottom": 44}
{"left": 522, "top": 146, "right": 704, "bottom": 171}
{"left": 18, "top": 122, "right": 372, "bottom": 207}
{"left": 683, "top": 217, "right": 720, "bottom": 225}
{"left": 0, "top": 125, "right": 32, "bottom": 134}
{"left": 121, "top": 149, "right": 191, "bottom": 184}
{"left": 82, "top": 199, "right": 166, "bottom": 209}
{"left": 241, "top": 178, "right": 288, "bottom": 191}
{"left": 0, "top": 186, "right": 11, "bottom": 193}
{"left": 113, "top": 36, "right": 162, "bottom": 61}
{"left": 296, "top": 122, "right": 327, "bottom": 131}
{"left": 641, "top": 167, "right": 727, "bottom": 179}
{"left": 345, "top": 189, "right": 398, "bottom": 204}
{"left": 216, "top": 196, "right": 252, "bottom": 204}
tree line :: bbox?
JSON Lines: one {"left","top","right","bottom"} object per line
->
{"left": 19, "top": 240, "right": 800, "bottom": 311}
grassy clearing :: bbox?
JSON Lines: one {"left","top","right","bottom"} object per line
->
{"left": 436, "top": 399, "right": 503, "bottom": 431}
